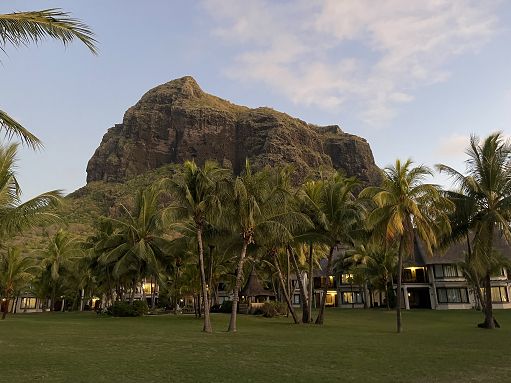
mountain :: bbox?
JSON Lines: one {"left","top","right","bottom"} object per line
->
{"left": 86, "top": 76, "right": 381, "bottom": 185}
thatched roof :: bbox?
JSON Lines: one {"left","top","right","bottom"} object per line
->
{"left": 416, "top": 233, "right": 511, "bottom": 265}
{"left": 241, "top": 268, "right": 275, "bottom": 297}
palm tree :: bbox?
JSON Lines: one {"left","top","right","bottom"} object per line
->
{"left": 98, "top": 186, "right": 172, "bottom": 304}
{"left": 0, "top": 247, "right": 37, "bottom": 319}
{"left": 361, "top": 159, "right": 452, "bottom": 333}
{"left": 0, "top": 143, "right": 61, "bottom": 239}
{"left": 343, "top": 243, "right": 375, "bottom": 309}
{"left": 164, "top": 160, "right": 230, "bottom": 333}
{"left": 40, "top": 229, "right": 81, "bottom": 311}
{"left": 224, "top": 162, "right": 309, "bottom": 331}
{"left": 437, "top": 133, "right": 511, "bottom": 329}
{"left": 0, "top": 8, "right": 97, "bottom": 148}
{"left": 297, "top": 174, "right": 363, "bottom": 325}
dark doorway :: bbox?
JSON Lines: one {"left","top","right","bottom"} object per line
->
{"left": 408, "top": 288, "right": 431, "bottom": 309}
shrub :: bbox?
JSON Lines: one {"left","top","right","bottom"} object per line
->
{"left": 261, "top": 301, "right": 287, "bottom": 318}
{"left": 108, "top": 301, "right": 148, "bottom": 317}
{"left": 133, "top": 300, "right": 149, "bottom": 316}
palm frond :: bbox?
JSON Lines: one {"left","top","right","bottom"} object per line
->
{"left": 0, "top": 8, "right": 97, "bottom": 54}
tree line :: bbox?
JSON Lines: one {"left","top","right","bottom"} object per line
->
{"left": 2, "top": 132, "right": 511, "bottom": 334}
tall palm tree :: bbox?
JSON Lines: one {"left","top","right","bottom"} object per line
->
{"left": 224, "top": 162, "right": 309, "bottom": 331}
{"left": 297, "top": 174, "right": 363, "bottom": 325}
{"left": 40, "top": 229, "right": 81, "bottom": 311}
{"left": 164, "top": 160, "right": 230, "bottom": 333}
{"left": 437, "top": 133, "right": 511, "bottom": 329}
{"left": 361, "top": 159, "right": 452, "bottom": 333}
{"left": 98, "top": 186, "right": 172, "bottom": 304}
{"left": 0, "top": 247, "right": 37, "bottom": 319}
{"left": 0, "top": 8, "right": 97, "bottom": 148}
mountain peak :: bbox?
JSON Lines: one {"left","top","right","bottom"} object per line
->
{"left": 86, "top": 77, "right": 381, "bottom": 185}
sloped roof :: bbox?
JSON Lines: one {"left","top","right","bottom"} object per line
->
{"left": 418, "top": 233, "right": 511, "bottom": 265}
{"left": 241, "top": 268, "right": 275, "bottom": 297}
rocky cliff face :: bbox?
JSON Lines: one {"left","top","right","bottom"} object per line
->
{"left": 86, "top": 76, "right": 380, "bottom": 184}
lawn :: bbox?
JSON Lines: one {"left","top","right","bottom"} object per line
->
{"left": 1, "top": 309, "right": 510, "bottom": 383}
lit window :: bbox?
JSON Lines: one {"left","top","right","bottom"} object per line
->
{"left": 20, "top": 298, "right": 37, "bottom": 309}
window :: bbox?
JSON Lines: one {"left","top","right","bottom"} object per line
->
{"left": 436, "top": 288, "right": 469, "bottom": 304}
{"left": 434, "top": 264, "right": 462, "bottom": 279}
{"left": 490, "top": 287, "right": 508, "bottom": 303}
{"left": 402, "top": 269, "right": 412, "bottom": 281}
{"left": 217, "top": 283, "right": 226, "bottom": 291}
{"left": 342, "top": 292, "right": 363, "bottom": 304}
{"left": 443, "top": 265, "right": 458, "bottom": 277}
{"left": 20, "top": 298, "right": 37, "bottom": 309}
{"left": 293, "top": 294, "right": 300, "bottom": 305}
{"left": 341, "top": 274, "right": 353, "bottom": 284}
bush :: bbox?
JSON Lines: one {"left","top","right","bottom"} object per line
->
{"left": 108, "top": 301, "right": 148, "bottom": 317}
{"left": 261, "top": 301, "right": 287, "bottom": 318}
{"left": 133, "top": 300, "right": 149, "bottom": 316}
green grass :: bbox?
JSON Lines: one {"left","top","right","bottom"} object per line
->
{"left": 1, "top": 309, "right": 510, "bottom": 383}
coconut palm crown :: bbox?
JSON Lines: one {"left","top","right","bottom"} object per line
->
{"left": 361, "top": 159, "right": 452, "bottom": 333}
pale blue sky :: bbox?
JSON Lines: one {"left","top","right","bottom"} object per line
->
{"left": 2, "top": 1, "right": 511, "bottom": 199}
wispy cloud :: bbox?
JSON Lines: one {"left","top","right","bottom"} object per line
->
{"left": 435, "top": 133, "right": 470, "bottom": 158}
{"left": 202, "top": 0, "right": 499, "bottom": 125}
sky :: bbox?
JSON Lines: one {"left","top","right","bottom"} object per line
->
{"left": 1, "top": 1, "right": 511, "bottom": 200}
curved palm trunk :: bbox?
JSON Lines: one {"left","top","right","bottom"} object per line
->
{"left": 288, "top": 245, "right": 310, "bottom": 323}
{"left": 273, "top": 252, "right": 299, "bottom": 324}
{"left": 396, "top": 234, "right": 405, "bottom": 333}
{"left": 315, "top": 246, "right": 334, "bottom": 325}
{"left": 196, "top": 227, "right": 212, "bottom": 333}
{"left": 465, "top": 232, "right": 485, "bottom": 312}
{"left": 1, "top": 298, "right": 10, "bottom": 320}
{"left": 208, "top": 245, "right": 215, "bottom": 307}
{"left": 481, "top": 224, "right": 497, "bottom": 329}
{"left": 308, "top": 243, "right": 314, "bottom": 321}
{"left": 287, "top": 245, "right": 310, "bottom": 323}
{"left": 228, "top": 240, "right": 249, "bottom": 332}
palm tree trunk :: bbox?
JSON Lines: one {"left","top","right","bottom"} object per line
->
{"left": 363, "top": 281, "right": 369, "bottom": 309}
{"left": 151, "top": 276, "right": 156, "bottom": 310}
{"left": 50, "top": 284, "right": 56, "bottom": 312}
{"left": 129, "top": 278, "right": 136, "bottom": 304}
{"left": 483, "top": 272, "right": 495, "bottom": 329}
{"left": 396, "top": 234, "right": 404, "bottom": 333}
{"left": 1, "top": 298, "right": 9, "bottom": 320}
{"left": 196, "top": 227, "right": 212, "bottom": 333}
{"left": 387, "top": 274, "right": 393, "bottom": 310}
{"left": 208, "top": 245, "right": 214, "bottom": 307}
{"left": 273, "top": 252, "right": 299, "bottom": 324}
{"left": 308, "top": 242, "right": 314, "bottom": 322}
{"left": 288, "top": 245, "right": 310, "bottom": 324}
{"left": 315, "top": 246, "right": 334, "bottom": 325}
{"left": 286, "top": 249, "right": 291, "bottom": 317}
{"left": 228, "top": 240, "right": 249, "bottom": 332}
